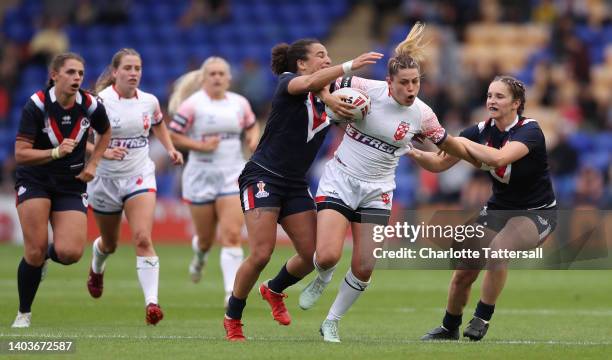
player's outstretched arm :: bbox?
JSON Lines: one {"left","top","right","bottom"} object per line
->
{"left": 287, "top": 52, "right": 383, "bottom": 95}
{"left": 461, "top": 138, "right": 529, "bottom": 168}
{"left": 406, "top": 147, "right": 461, "bottom": 173}
{"left": 436, "top": 135, "right": 480, "bottom": 168}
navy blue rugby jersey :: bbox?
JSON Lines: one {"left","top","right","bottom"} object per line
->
{"left": 250, "top": 72, "right": 331, "bottom": 181}
{"left": 460, "top": 116, "right": 556, "bottom": 209}
{"left": 15, "top": 87, "right": 110, "bottom": 179}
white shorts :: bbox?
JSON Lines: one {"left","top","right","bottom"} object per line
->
{"left": 315, "top": 159, "right": 394, "bottom": 224}
{"left": 182, "top": 161, "right": 243, "bottom": 205}
{"left": 87, "top": 170, "right": 157, "bottom": 214}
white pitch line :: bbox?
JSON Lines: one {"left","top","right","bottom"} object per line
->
{"left": 0, "top": 333, "right": 611, "bottom": 346}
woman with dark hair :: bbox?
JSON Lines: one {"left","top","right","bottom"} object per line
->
{"left": 296, "top": 23, "right": 477, "bottom": 342}
{"left": 12, "top": 52, "right": 111, "bottom": 328}
{"left": 415, "top": 75, "right": 557, "bottom": 341}
{"left": 85, "top": 48, "right": 183, "bottom": 326}
{"left": 222, "top": 38, "right": 383, "bottom": 341}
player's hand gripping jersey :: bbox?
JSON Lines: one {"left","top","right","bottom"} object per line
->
{"left": 333, "top": 76, "right": 446, "bottom": 182}
{"left": 95, "top": 86, "right": 163, "bottom": 177}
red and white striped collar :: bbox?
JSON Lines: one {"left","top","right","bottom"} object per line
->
{"left": 112, "top": 84, "right": 138, "bottom": 99}
{"left": 48, "top": 86, "right": 83, "bottom": 106}
{"left": 48, "top": 86, "right": 57, "bottom": 103}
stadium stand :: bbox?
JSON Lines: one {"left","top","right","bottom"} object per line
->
{"left": 0, "top": 0, "right": 609, "bottom": 208}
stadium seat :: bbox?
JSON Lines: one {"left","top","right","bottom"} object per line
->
{"left": 2, "top": 14, "right": 34, "bottom": 43}
{"left": 21, "top": 66, "right": 47, "bottom": 85}
{"left": 568, "top": 133, "right": 594, "bottom": 153}
{"left": 593, "top": 133, "right": 612, "bottom": 152}
{"left": 579, "top": 151, "right": 610, "bottom": 172}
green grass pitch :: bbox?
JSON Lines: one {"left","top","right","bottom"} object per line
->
{"left": 1, "top": 244, "right": 611, "bottom": 359}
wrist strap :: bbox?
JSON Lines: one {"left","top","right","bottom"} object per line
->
{"left": 51, "top": 147, "right": 61, "bottom": 160}
{"left": 342, "top": 60, "right": 353, "bottom": 75}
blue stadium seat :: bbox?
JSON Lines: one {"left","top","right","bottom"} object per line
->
{"left": 130, "top": 3, "right": 148, "bottom": 23}
{"left": 215, "top": 43, "right": 241, "bottom": 63}
{"left": 277, "top": 4, "right": 302, "bottom": 25}
{"left": 568, "top": 132, "right": 594, "bottom": 153}
{"left": 21, "top": 66, "right": 47, "bottom": 85}
{"left": 148, "top": 3, "right": 176, "bottom": 23}
{"left": 83, "top": 26, "right": 109, "bottom": 46}
{"left": 574, "top": 24, "right": 609, "bottom": 64}
{"left": 66, "top": 25, "right": 87, "bottom": 44}
{"left": 593, "top": 133, "right": 612, "bottom": 152}
{"left": 231, "top": 3, "right": 251, "bottom": 24}
{"left": 128, "top": 23, "right": 154, "bottom": 44}
{"left": 579, "top": 151, "right": 609, "bottom": 172}
{"left": 156, "top": 24, "right": 181, "bottom": 44}
{"left": 2, "top": 13, "right": 34, "bottom": 43}
{"left": 394, "top": 173, "right": 416, "bottom": 208}
{"left": 327, "top": 0, "right": 349, "bottom": 19}
{"left": 552, "top": 175, "right": 576, "bottom": 204}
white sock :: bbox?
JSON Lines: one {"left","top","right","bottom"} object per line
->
{"left": 192, "top": 235, "right": 208, "bottom": 263}
{"left": 91, "top": 237, "right": 109, "bottom": 274}
{"left": 326, "top": 268, "right": 370, "bottom": 321}
{"left": 136, "top": 256, "right": 159, "bottom": 305}
{"left": 220, "top": 247, "right": 244, "bottom": 294}
{"left": 314, "top": 252, "right": 336, "bottom": 283}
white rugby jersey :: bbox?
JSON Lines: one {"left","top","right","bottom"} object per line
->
{"left": 169, "top": 90, "right": 255, "bottom": 166}
{"left": 95, "top": 86, "right": 163, "bottom": 178}
{"left": 333, "top": 77, "right": 446, "bottom": 182}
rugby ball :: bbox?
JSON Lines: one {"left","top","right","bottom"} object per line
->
{"left": 325, "top": 87, "right": 370, "bottom": 123}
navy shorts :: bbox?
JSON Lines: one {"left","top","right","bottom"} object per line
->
{"left": 475, "top": 204, "right": 558, "bottom": 246}
{"left": 238, "top": 161, "right": 315, "bottom": 220}
{"left": 15, "top": 177, "right": 88, "bottom": 213}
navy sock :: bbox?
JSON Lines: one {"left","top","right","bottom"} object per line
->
{"left": 47, "top": 244, "right": 69, "bottom": 265}
{"left": 442, "top": 310, "right": 462, "bottom": 331}
{"left": 225, "top": 295, "right": 247, "bottom": 320}
{"left": 474, "top": 300, "right": 495, "bottom": 321}
{"left": 17, "top": 258, "right": 43, "bottom": 313}
{"left": 267, "top": 263, "right": 301, "bottom": 294}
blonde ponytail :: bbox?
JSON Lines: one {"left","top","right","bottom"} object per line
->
{"left": 394, "top": 22, "right": 428, "bottom": 63}
{"left": 168, "top": 56, "right": 232, "bottom": 114}
{"left": 168, "top": 70, "right": 202, "bottom": 114}
{"left": 95, "top": 66, "right": 114, "bottom": 94}
{"left": 387, "top": 22, "right": 428, "bottom": 77}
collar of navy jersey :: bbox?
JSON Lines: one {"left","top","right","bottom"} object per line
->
{"left": 48, "top": 86, "right": 57, "bottom": 103}
{"left": 490, "top": 115, "right": 519, "bottom": 132}
{"left": 48, "top": 86, "right": 84, "bottom": 105}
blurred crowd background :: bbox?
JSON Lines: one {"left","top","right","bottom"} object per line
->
{"left": 0, "top": 0, "right": 610, "bottom": 211}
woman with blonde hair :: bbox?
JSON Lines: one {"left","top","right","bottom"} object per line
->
{"left": 86, "top": 48, "right": 183, "bottom": 326}
{"left": 168, "top": 57, "right": 259, "bottom": 307}
{"left": 297, "top": 23, "right": 478, "bottom": 342}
